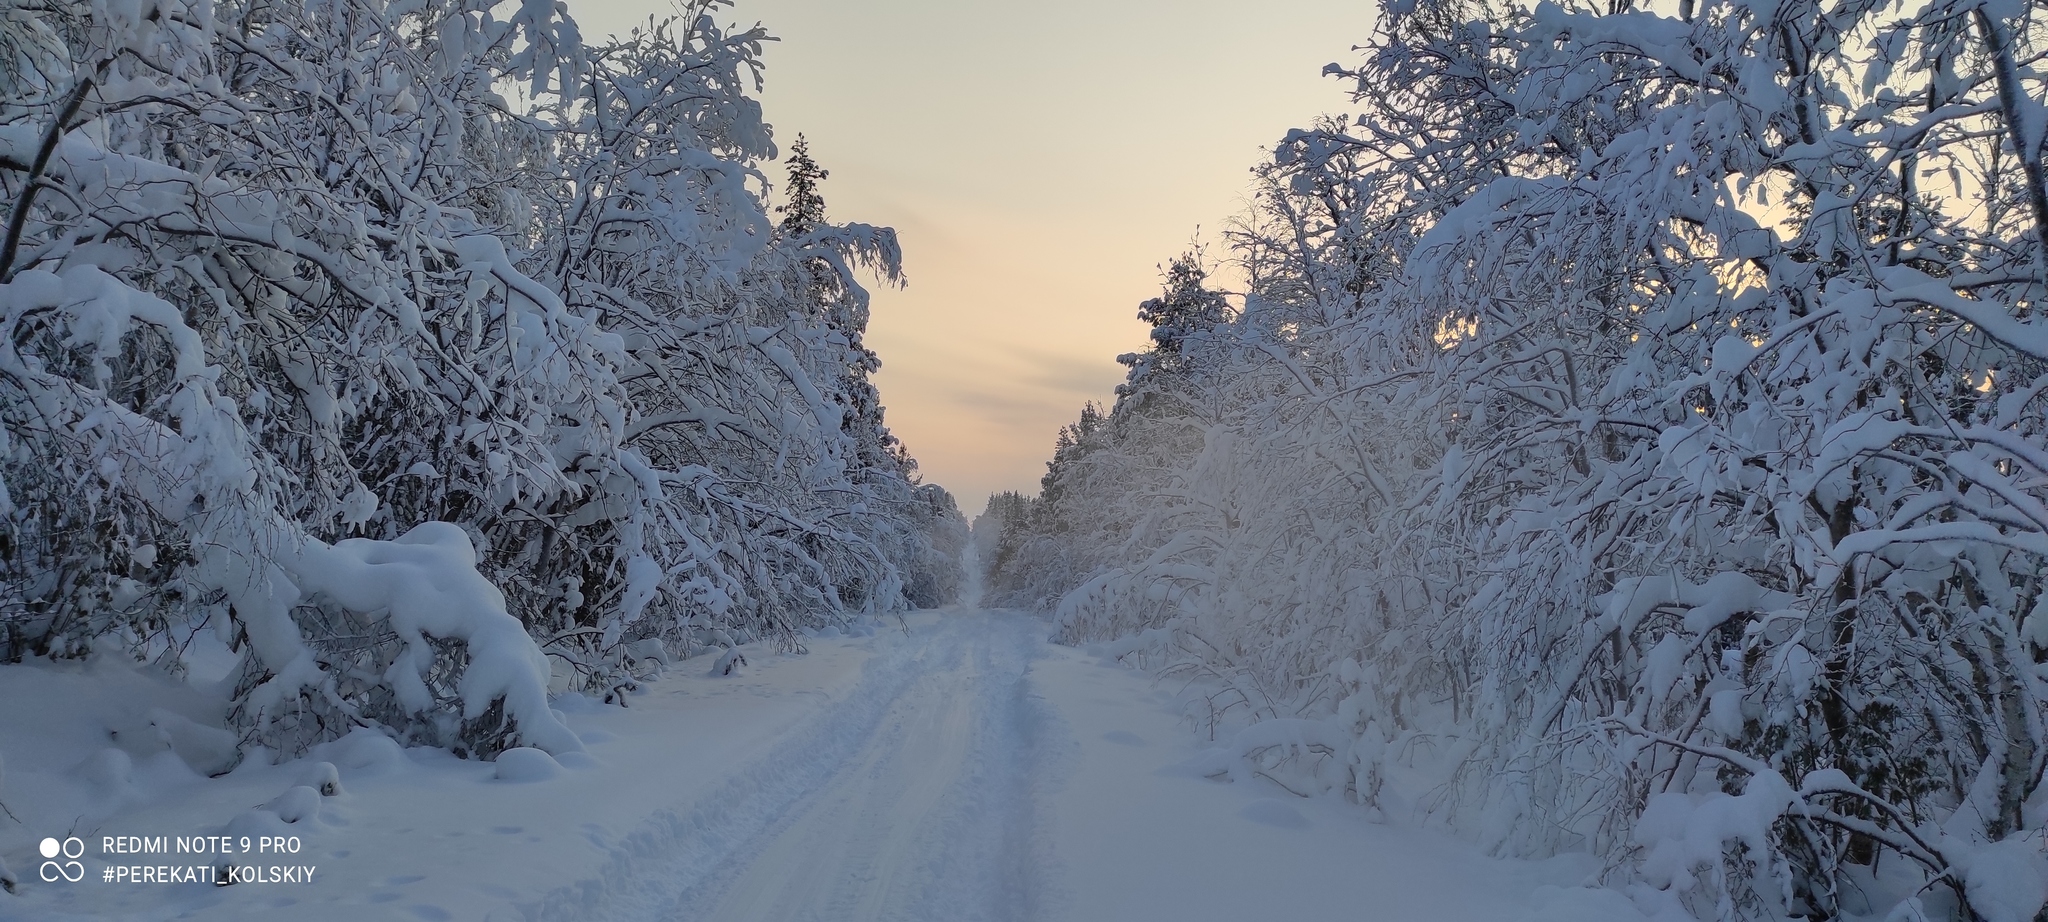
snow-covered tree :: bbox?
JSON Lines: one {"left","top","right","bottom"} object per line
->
{"left": 1, "top": 0, "right": 960, "bottom": 763}
{"left": 994, "top": 0, "right": 2048, "bottom": 917}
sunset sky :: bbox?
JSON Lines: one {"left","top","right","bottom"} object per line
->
{"left": 568, "top": 0, "right": 1379, "bottom": 512}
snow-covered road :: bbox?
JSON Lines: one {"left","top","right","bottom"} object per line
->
{"left": 686, "top": 614, "right": 1044, "bottom": 922}
{"left": 598, "top": 611, "right": 1642, "bottom": 922}
{"left": 0, "top": 611, "right": 1646, "bottom": 922}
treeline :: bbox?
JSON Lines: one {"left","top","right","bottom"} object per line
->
{"left": 983, "top": 0, "right": 2048, "bottom": 918}
{"left": 0, "top": 0, "right": 963, "bottom": 760}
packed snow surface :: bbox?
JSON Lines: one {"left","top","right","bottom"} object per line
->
{"left": 0, "top": 611, "right": 1644, "bottom": 921}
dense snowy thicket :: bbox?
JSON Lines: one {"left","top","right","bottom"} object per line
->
{"left": 985, "top": 0, "right": 2048, "bottom": 918}
{"left": 0, "top": 0, "right": 963, "bottom": 761}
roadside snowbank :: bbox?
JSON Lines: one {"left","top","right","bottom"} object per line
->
{"left": 0, "top": 620, "right": 886, "bottom": 921}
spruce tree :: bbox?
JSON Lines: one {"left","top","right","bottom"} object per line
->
{"left": 779, "top": 134, "right": 829, "bottom": 236}
{"left": 1117, "top": 251, "right": 1231, "bottom": 399}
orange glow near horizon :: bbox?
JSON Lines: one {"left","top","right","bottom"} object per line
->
{"left": 567, "top": 0, "right": 1379, "bottom": 513}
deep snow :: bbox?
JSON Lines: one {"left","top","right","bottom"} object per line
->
{"left": 0, "top": 611, "right": 1651, "bottom": 921}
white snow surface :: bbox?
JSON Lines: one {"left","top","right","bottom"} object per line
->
{"left": 0, "top": 611, "right": 1649, "bottom": 922}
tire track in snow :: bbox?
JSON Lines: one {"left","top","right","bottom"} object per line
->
{"left": 685, "top": 612, "right": 1054, "bottom": 922}
{"left": 694, "top": 640, "right": 982, "bottom": 921}
{"left": 912, "top": 613, "right": 1070, "bottom": 922}
{"left": 526, "top": 612, "right": 1056, "bottom": 922}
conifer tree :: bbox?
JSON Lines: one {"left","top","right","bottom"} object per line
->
{"left": 779, "top": 134, "right": 830, "bottom": 236}
{"left": 1119, "top": 252, "right": 1231, "bottom": 391}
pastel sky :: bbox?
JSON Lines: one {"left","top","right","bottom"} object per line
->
{"left": 566, "top": 0, "right": 1379, "bottom": 513}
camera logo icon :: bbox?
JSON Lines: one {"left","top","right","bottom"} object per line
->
{"left": 39, "top": 837, "right": 84, "bottom": 883}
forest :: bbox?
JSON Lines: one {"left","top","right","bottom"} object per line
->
{"left": 981, "top": 0, "right": 2048, "bottom": 918}
{"left": 6, "top": 0, "right": 2048, "bottom": 918}
{"left": 0, "top": 0, "right": 966, "bottom": 761}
